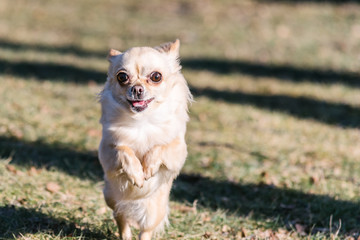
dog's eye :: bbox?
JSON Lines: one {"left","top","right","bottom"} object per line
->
{"left": 117, "top": 72, "right": 129, "bottom": 84}
{"left": 150, "top": 71, "right": 162, "bottom": 83}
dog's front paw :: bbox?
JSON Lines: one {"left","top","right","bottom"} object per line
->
{"left": 142, "top": 147, "right": 162, "bottom": 180}
{"left": 124, "top": 163, "right": 144, "bottom": 188}
{"left": 123, "top": 161, "right": 144, "bottom": 188}
{"left": 116, "top": 146, "right": 145, "bottom": 188}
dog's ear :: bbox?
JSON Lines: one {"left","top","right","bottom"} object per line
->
{"left": 107, "top": 49, "right": 122, "bottom": 61}
{"left": 154, "top": 39, "right": 180, "bottom": 58}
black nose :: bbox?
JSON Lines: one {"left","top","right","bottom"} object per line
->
{"left": 132, "top": 85, "right": 144, "bottom": 99}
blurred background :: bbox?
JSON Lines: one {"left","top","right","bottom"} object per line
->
{"left": 0, "top": 0, "right": 360, "bottom": 239}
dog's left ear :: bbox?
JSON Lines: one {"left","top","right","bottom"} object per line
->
{"left": 154, "top": 39, "right": 180, "bottom": 58}
{"left": 107, "top": 49, "right": 122, "bottom": 61}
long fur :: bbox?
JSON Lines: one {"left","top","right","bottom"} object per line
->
{"left": 98, "top": 39, "right": 191, "bottom": 240}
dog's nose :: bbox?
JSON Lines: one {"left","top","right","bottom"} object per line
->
{"left": 132, "top": 85, "right": 144, "bottom": 99}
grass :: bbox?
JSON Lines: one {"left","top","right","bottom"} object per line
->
{"left": 1, "top": 0, "right": 360, "bottom": 239}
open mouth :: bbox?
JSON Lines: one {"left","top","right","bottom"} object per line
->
{"left": 127, "top": 98, "right": 154, "bottom": 112}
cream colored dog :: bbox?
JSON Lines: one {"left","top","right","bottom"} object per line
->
{"left": 98, "top": 39, "right": 192, "bottom": 240}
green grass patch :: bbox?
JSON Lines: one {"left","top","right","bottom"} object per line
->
{"left": 1, "top": 0, "right": 360, "bottom": 239}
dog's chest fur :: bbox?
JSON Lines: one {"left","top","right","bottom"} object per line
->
{"left": 111, "top": 115, "right": 183, "bottom": 159}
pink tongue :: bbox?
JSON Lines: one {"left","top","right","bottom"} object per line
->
{"left": 132, "top": 101, "right": 145, "bottom": 107}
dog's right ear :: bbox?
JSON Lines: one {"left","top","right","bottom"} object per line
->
{"left": 154, "top": 39, "right": 180, "bottom": 59}
{"left": 107, "top": 49, "right": 122, "bottom": 61}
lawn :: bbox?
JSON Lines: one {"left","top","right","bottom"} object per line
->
{"left": 1, "top": 0, "right": 360, "bottom": 239}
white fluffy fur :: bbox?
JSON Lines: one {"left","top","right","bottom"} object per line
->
{"left": 98, "top": 40, "right": 191, "bottom": 240}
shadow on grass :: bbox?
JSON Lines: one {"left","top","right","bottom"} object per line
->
{"left": 0, "top": 58, "right": 359, "bottom": 128}
{"left": 1, "top": 39, "right": 360, "bottom": 87}
{"left": 0, "top": 59, "right": 105, "bottom": 83}
{"left": 1, "top": 136, "right": 360, "bottom": 236}
{"left": 0, "top": 205, "right": 111, "bottom": 239}
{"left": 172, "top": 174, "right": 360, "bottom": 236}
{"left": 0, "top": 136, "right": 102, "bottom": 181}
{"left": 191, "top": 86, "right": 360, "bottom": 128}
{"left": 0, "top": 39, "right": 105, "bottom": 59}
{"left": 257, "top": 0, "right": 360, "bottom": 4}
{"left": 181, "top": 58, "right": 360, "bottom": 88}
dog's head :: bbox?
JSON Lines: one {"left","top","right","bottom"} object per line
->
{"left": 105, "top": 39, "right": 184, "bottom": 114}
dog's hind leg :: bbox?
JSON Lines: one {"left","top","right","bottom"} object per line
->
{"left": 103, "top": 181, "right": 132, "bottom": 239}
{"left": 139, "top": 183, "right": 172, "bottom": 240}
{"left": 139, "top": 230, "right": 153, "bottom": 240}
{"left": 114, "top": 214, "right": 132, "bottom": 240}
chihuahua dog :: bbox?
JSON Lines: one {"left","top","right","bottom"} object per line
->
{"left": 98, "top": 39, "right": 192, "bottom": 240}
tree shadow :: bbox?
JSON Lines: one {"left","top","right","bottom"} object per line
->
{"left": 0, "top": 58, "right": 358, "bottom": 128}
{"left": 191, "top": 85, "right": 360, "bottom": 128}
{"left": 0, "top": 136, "right": 102, "bottom": 181}
{"left": 0, "top": 59, "right": 105, "bottom": 83}
{"left": 3, "top": 57, "right": 359, "bottom": 89}
{"left": 172, "top": 174, "right": 360, "bottom": 236}
{"left": 1, "top": 136, "right": 359, "bottom": 236}
{"left": 0, "top": 205, "right": 111, "bottom": 239}
{"left": 1, "top": 39, "right": 359, "bottom": 87}
{"left": 0, "top": 39, "right": 105, "bottom": 59}
{"left": 256, "top": 0, "right": 360, "bottom": 4}
{"left": 182, "top": 58, "right": 360, "bottom": 88}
